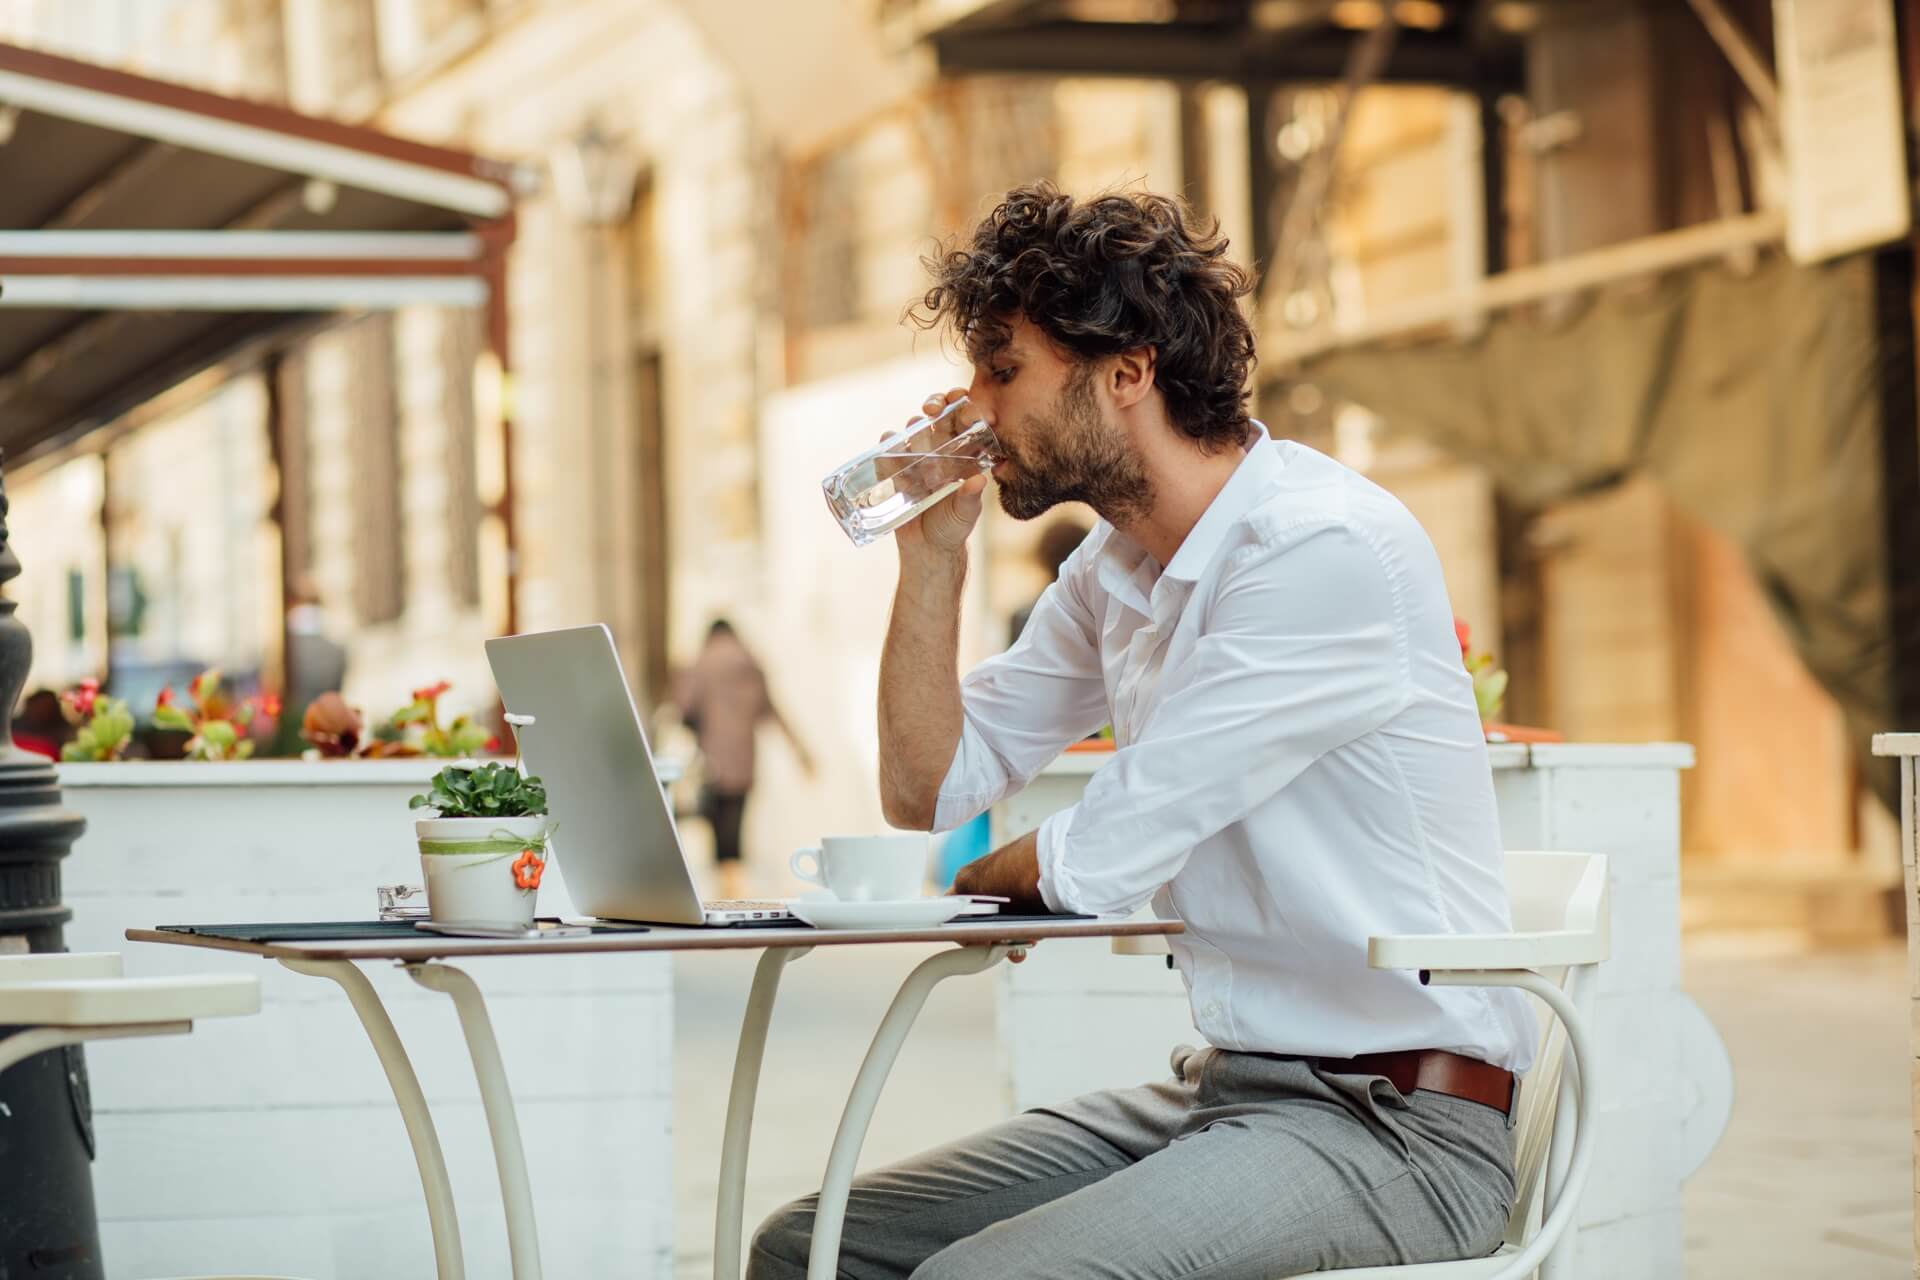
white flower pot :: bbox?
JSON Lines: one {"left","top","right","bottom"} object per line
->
{"left": 415, "top": 814, "right": 552, "bottom": 926}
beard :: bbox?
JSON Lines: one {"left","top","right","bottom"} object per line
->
{"left": 995, "top": 365, "right": 1153, "bottom": 525}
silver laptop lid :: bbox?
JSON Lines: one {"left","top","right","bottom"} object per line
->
{"left": 485, "top": 624, "right": 705, "bottom": 925}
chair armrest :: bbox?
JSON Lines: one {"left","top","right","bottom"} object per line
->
{"left": 1367, "top": 928, "right": 1608, "bottom": 974}
{"left": 0, "top": 952, "right": 123, "bottom": 983}
{"left": 0, "top": 975, "right": 261, "bottom": 1027}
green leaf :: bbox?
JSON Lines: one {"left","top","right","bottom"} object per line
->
{"left": 152, "top": 704, "right": 194, "bottom": 732}
{"left": 199, "top": 719, "right": 238, "bottom": 747}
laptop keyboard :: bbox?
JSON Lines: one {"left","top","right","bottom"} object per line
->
{"left": 706, "top": 899, "right": 792, "bottom": 912}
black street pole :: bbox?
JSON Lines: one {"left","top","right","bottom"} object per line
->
{"left": 0, "top": 444, "right": 102, "bottom": 1277}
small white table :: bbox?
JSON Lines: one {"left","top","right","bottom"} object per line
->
{"left": 1870, "top": 732, "right": 1919, "bottom": 1276}
{"left": 130, "top": 916, "right": 1181, "bottom": 1280}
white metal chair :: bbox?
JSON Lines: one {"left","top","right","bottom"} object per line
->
{"left": 0, "top": 950, "right": 260, "bottom": 1074}
{"left": 0, "top": 951, "right": 299, "bottom": 1280}
{"left": 1116, "top": 850, "right": 1610, "bottom": 1280}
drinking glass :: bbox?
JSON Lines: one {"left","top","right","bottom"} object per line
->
{"left": 822, "top": 397, "right": 1002, "bottom": 546}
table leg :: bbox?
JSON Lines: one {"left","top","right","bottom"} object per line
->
{"left": 408, "top": 962, "right": 541, "bottom": 1280}
{"left": 280, "top": 956, "right": 464, "bottom": 1280}
{"left": 807, "top": 944, "right": 1020, "bottom": 1280}
{"left": 715, "top": 944, "right": 812, "bottom": 1280}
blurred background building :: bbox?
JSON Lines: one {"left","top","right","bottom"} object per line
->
{"left": 0, "top": 0, "right": 1913, "bottom": 938}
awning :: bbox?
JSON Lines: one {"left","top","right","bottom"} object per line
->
{"left": 1294, "top": 249, "right": 1915, "bottom": 809}
{"left": 0, "top": 41, "right": 532, "bottom": 465}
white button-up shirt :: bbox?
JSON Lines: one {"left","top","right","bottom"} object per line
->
{"left": 934, "top": 428, "right": 1536, "bottom": 1072}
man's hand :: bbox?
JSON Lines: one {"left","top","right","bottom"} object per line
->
{"left": 893, "top": 388, "right": 989, "bottom": 558}
{"left": 950, "top": 829, "right": 1047, "bottom": 912}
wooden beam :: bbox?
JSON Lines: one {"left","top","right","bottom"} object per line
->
{"left": 930, "top": 21, "right": 1521, "bottom": 88}
{"left": 1246, "top": 82, "right": 1279, "bottom": 282}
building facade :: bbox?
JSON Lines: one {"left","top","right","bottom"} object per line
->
{"left": 1, "top": 0, "right": 1891, "bottom": 909}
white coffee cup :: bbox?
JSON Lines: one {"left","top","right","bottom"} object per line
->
{"left": 789, "top": 834, "right": 927, "bottom": 902}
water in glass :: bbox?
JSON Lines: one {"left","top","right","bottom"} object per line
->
{"left": 821, "top": 397, "right": 1003, "bottom": 546}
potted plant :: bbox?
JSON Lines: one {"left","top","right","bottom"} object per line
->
{"left": 59, "top": 680, "right": 134, "bottom": 762}
{"left": 409, "top": 761, "right": 551, "bottom": 926}
{"left": 150, "top": 670, "right": 280, "bottom": 760}
{"left": 1455, "top": 619, "right": 1563, "bottom": 744}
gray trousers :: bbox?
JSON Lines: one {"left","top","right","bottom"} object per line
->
{"left": 748, "top": 1046, "right": 1515, "bottom": 1280}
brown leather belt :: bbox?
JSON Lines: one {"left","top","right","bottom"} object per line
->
{"left": 1312, "top": 1049, "right": 1516, "bottom": 1118}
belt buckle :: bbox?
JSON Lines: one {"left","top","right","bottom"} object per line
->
{"left": 1505, "top": 1073, "right": 1520, "bottom": 1130}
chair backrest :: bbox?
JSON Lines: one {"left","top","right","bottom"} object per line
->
{"left": 1497, "top": 851, "right": 1608, "bottom": 1248}
{"left": 1502, "top": 849, "right": 1609, "bottom": 938}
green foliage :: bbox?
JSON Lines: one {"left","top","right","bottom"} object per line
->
{"left": 388, "top": 682, "right": 495, "bottom": 758}
{"left": 186, "top": 718, "right": 254, "bottom": 762}
{"left": 152, "top": 703, "right": 194, "bottom": 732}
{"left": 409, "top": 762, "right": 547, "bottom": 819}
{"left": 60, "top": 696, "right": 135, "bottom": 762}
{"left": 1468, "top": 656, "right": 1508, "bottom": 723}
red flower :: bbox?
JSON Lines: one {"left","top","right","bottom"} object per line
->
{"left": 412, "top": 680, "right": 453, "bottom": 703}
{"left": 256, "top": 693, "right": 283, "bottom": 720}
{"left": 156, "top": 685, "right": 175, "bottom": 709}
{"left": 1453, "top": 618, "right": 1471, "bottom": 657}
{"left": 484, "top": 735, "right": 501, "bottom": 753}
{"left": 64, "top": 678, "right": 101, "bottom": 719}
{"left": 511, "top": 849, "right": 545, "bottom": 891}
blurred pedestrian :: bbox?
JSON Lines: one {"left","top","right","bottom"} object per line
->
{"left": 674, "top": 619, "right": 816, "bottom": 899}
{"left": 271, "top": 576, "right": 348, "bottom": 757}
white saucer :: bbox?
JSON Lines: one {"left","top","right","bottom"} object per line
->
{"left": 786, "top": 893, "right": 974, "bottom": 931}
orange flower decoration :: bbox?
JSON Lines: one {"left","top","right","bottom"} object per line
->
{"left": 511, "top": 849, "right": 545, "bottom": 890}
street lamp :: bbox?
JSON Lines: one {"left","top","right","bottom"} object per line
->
{"left": 551, "top": 120, "right": 640, "bottom": 227}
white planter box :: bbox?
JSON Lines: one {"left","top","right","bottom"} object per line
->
{"left": 991, "top": 741, "right": 1713, "bottom": 1280}
{"left": 55, "top": 760, "right": 679, "bottom": 1280}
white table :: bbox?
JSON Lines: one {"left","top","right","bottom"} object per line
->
{"left": 65, "top": 760, "right": 686, "bottom": 1275}
{"left": 1870, "top": 732, "right": 1919, "bottom": 1277}
{"left": 130, "top": 916, "right": 1181, "bottom": 1280}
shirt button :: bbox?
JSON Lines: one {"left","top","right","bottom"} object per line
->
{"left": 1201, "top": 1002, "right": 1221, "bottom": 1018}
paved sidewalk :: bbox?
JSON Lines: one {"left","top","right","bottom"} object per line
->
{"left": 1682, "top": 940, "right": 1908, "bottom": 1278}
{"left": 672, "top": 937, "right": 1911, "bottom": 1279}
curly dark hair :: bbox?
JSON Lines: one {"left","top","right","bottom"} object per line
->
{"left": 908, "top": 183, "right": 1257, "bottom": 452}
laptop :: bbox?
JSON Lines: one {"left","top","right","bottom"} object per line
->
{"left": 485, "top": 624, "right": 797, "bottom": 926}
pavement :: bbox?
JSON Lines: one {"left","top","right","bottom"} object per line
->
{"left": 669, "top": 923, "right": 1911, "bottom": 1279}
{"left": 1681, "top": 937, "right": 1909, "bottom": 1278}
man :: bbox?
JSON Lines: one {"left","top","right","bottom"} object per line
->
{"left": 749, "top": 185, "right": 1534, "bottom": 1279}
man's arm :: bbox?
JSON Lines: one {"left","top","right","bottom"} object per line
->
{"left": 1030, "top": 526, "right": 1407, "bottom": 917}
{"left": 877, "top": 543, "right": 971, "bottom": 829}
{"left": 950, "top": 829, "right": 1045, "bottom": 911}
{"left": 877, "top": 389, "right": 991, "bottom": 829}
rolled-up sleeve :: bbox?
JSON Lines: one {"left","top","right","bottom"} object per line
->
{"left": 1035, "top": 525, "right": 1409, "bottom": 915}
{"left": 931, "top": 559, "right": 1110, "bottom": 833}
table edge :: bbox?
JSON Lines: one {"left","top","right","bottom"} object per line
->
{"left": 126, "top": 919, "right": 1184, "bottom": 961}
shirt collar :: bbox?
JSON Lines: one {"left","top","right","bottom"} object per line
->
{"left": 1160, "top": 421, "right": 1281, "bottom": 584}
{"left": 1094, "top": 529, "right": 1155, "bottom": 617}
